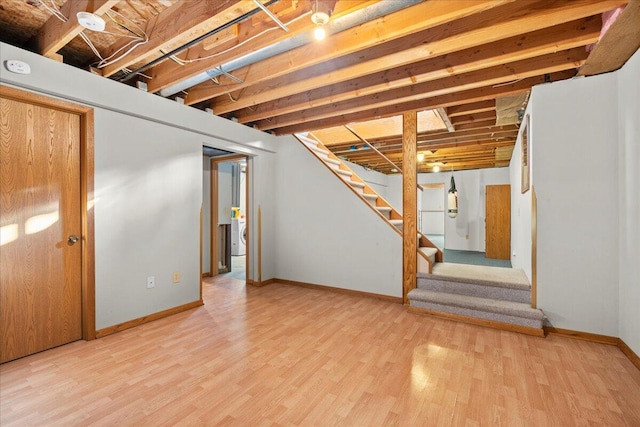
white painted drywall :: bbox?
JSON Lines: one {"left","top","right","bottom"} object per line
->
{"left": 509, "top": 107, "right": 533, "bottom": 280}
{"left": 531, "top": 73, "right": 619, "bottom": 336}
{"left": 0, "top": 43, "right": 280, "bottom": 329}
{"left": 617, "top": 49, "right": 640, "bottom": 355}
{"left": 218, "top": 162, "right": 233, "bottom": 225}
{"left": 274, "top": 137, "right": 402, "bottom": 297}
{"left": 94, "top": 110, "right": 202, "bottom": 328}
{"left": 202, "top": 157, "right": 211, "bottom": 274}
{"left": 247, "top": 152, "right": 277, "bottom": 282}
{"left": 387, "top": 168, "right": 509, "bottom": 251}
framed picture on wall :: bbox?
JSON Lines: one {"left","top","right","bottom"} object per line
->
{"left": 521, "top": 114, "right": 530, "bottom": 194}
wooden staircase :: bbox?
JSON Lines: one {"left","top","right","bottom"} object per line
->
{"left": 296, "top": 133, "right": 545, "bottom": 336}
{"left": 295, "top": 134, "right": 442, "bottom": 273}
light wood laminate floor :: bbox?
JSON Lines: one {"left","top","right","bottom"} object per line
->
{"left": 2, "top": 276, "right": 640, "bottom": 426}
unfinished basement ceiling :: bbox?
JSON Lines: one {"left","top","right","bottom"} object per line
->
{"left": 1, "top": 0, "right": 637, "bottom": 174}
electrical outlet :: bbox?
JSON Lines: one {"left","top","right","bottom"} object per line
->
{"left": 147, "top": 276, "right": 155, "bottom": 289}
{"left": 173, "top": 272, "right": 180, "bottom": 283}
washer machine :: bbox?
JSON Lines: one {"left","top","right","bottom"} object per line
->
{"left": 231, "top": 218, "right": 246, "bottom": 256}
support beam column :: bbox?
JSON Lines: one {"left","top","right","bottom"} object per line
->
{"left": 402, "top": 111, "right": 417, "bottom": 304}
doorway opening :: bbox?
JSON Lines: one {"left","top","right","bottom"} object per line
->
{"left": 202, "top": 150, "right": 249, "bottom": 284}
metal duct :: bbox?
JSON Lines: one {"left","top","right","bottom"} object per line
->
{"left": 159, "top": 0, "right": 420, "bottom": 98}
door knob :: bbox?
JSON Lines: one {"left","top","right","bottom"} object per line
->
{"left": 68, "top": 235, "right": 80, "bottom": 244}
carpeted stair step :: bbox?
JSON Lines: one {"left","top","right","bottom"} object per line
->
{"left": 376, "top": 206, "right": 392, "bottom": 219}
{"left": 349, "top": 180, "right": 366, "bottom": 194}
{"left": 389, "top": 219, "right": 403, "bottom": 231}
{"left": 363, "top": 193, "right": 378, "bottom": 205}
{"left": 418, "top": 264, "right": 531, "bottom": 303}
{"left": 324, "top": 158, "right": 341, "bottom": 170}
{"left": 297, "top": 135, "right": 319, "bottom": 146}
{"left": 408, "top": 289, "right": 544, "bottom": 330}
{"left": 336, "top": 168, "right": 353, "bottom": 180}
{"left": 308, "top": 145, "right": 330, "bottom": 159}
{"left": 418, "top": 247, "right": 438, "bottom": 266}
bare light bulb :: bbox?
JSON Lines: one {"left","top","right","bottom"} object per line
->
{"left": 433, "top": 165, "right": 440, "bottom": 173}
{"left": 417, "top": 152, "right": 425, "bottom": 162}
{"left": 314, "top": 26, "right": 326, "bottom": 41}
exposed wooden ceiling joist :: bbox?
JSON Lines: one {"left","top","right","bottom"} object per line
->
{"left": 182, "top": 0, "right": 510, "bottom": 104}
{"left": 225, "top": 16, "right": 600, "bottom": 125}
{"left": 36, "top": 0, "right": 119, "bottom": 58}
{"left": 260, "top": 49, "right": 587, "bottom": 131}
{"left": 447, "top": 101, "right": 496, "bottom": 118}
{"left": 272, "top": 70, "right": 575, "bottom": 135}
{"left": 216, "top": 14, "right": 602, "bottom": 120}
{"left": 2, "top": 0, "right": 633, "bottom": 175}
{"left": 99, "top": 0, "right": 258, "bottom": 77}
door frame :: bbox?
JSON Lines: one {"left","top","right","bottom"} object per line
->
{"left": 1, "top": 85, "right": 96, "bottom": 340}
{"left": 210, "top": 154, "right": 250, "bottom": 282}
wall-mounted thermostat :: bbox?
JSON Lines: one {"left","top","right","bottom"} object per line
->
{"left": 4, "top": 60, "right": 31, "bottom": 75}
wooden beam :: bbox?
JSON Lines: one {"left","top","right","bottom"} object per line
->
{"left": 271, "top": 70, "right": 575, "bottom": 135}
{"left": 437, "top": 108, "right": 455, "bottom": 132}
{"left": 340, "top": 139, "right": 516, "bottom": 162}
{"left": 450, "top": 111, "right": 497, "bottom": 126}
{"left": 100, "top": 0, "right": 251, "bottom": 77}
{"left": 36, "top": 0, "right": 119, "bottom": 58}
{"left": 402, "top": 112, "right": 418, "bottom": 304}
{"left": 578, "top": 0, "right": 640, "bottom": 76}
{"left": 147, "top": 0, "right": 362, "bottom": 93}
{"left": 454, "top": 120, "right": 499, "bottom": 132}
{"left": 221, "top": 15, "right": 602, "bottom": 118}
{"left": 180, "top": 0, "right": 511, "bottom": 104}
{"left": 447, "top": 100, "right": 496, "bottom": 117}
{"left": 328, "top": 125, "right": 518, "bottom": 152}
{"left": 260, "top": 48, "right": 588, "bottom": 131}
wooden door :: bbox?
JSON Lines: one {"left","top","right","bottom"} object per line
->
{"left": 1, "top": 96, "right": 83, "bottom": 363}
{"left": 485, "top": 185, "right": 511, "bottom": 260}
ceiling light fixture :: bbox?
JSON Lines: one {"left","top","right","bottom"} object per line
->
{"left": 76, "top": 12, "right": 106, "bottom": 32}
{"left": 311, "top": 0, "right": 330, "bottom": 41}
{"left": 417, "top": 152, "right": 425, "bottom": 162}
{"left": 432, "top": 165, "right": 440, "bottom": 172}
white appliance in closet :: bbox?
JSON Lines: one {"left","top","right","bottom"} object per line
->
{"left": 231, "top": 218, "right": 246, "bottom": 256}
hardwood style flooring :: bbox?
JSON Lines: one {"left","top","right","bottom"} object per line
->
{"left": 2, "top": 276, "right": 640, "bottom": 426}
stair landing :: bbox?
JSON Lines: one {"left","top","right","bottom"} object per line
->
{"left": 409, "top": 263, "right": 544, "bottom": 336}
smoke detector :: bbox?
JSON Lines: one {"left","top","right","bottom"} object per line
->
{"left": 76, "top": 12, "right": 106, "bottom": 32}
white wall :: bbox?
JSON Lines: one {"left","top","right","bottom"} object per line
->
{"left": 218, "top": 162, "right": 233, "bottom": 225}
{"left": 202, "top": 157, "right": 211, "bottom": 274}
{"left": 94, "top": 110, "right": 201, "bottom": 328}
{"left": 0, "top": 43, "right": 280, "bottom": 329}
{"left": 510, "top": 108, "right": 533, "bottom": 280}
{"left": 617, "top": 49, "right": 640, "bottom": 355}
{"left": 531, "top": 73, "right": 620, "bottom": 336}
{"left": 387, "top": 168, "right": 510, "bottom": 251}
{"left": 274, "top": 137, "right": 402, "bottom": 297}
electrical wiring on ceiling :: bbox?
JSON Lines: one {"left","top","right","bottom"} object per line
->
{"left": 37, "top": 0, "right": 149, "bottom": 71}
{"left": 173, "top": 10, "right": 311, "bottom": 65}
